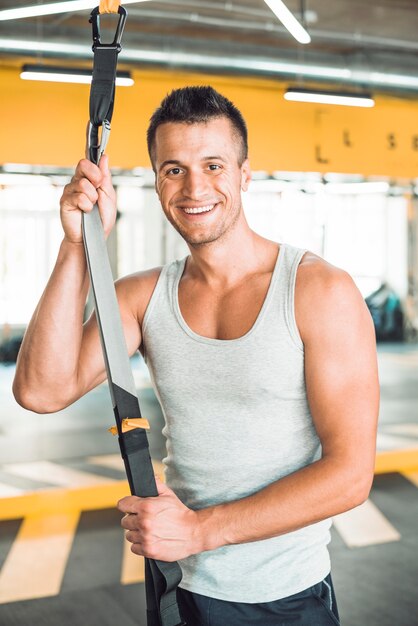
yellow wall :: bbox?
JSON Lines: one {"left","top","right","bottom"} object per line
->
{"left": 1, "top": 62, "right": 418, "bottom": 177}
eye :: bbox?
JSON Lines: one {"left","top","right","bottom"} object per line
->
{"left": 208, "top": 164, "right": 222, "bottom": 171}
{"left": 167, "top": 167, "right": 183, "bottom": 176}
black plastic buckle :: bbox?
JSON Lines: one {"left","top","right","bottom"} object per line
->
{"left": 90, "top": 5, "right": 127, "bottom": 52}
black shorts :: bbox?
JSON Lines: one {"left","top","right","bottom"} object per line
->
{"left": 177, "top": 573, "right": 340, "bottom": 626}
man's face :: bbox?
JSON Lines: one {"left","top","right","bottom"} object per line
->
{"left": 153, "top": 117, "right": 251, "bottom": 247}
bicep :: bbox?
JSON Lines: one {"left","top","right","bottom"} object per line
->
{"left": 299, "top": 269, "right": 379, "bottom": 480}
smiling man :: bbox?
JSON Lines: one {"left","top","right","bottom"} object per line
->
{"left": 14, "top": 86, "right": 379, "bottom": 626}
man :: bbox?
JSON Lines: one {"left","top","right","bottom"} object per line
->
{"left": 14, "top": 86, "right": 379, "bottom": 625}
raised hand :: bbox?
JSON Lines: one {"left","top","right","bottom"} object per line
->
{"left": 60, "top": 154, "right": 116, "bottom": 244}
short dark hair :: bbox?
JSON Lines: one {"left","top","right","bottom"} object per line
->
{"left": 147, "top": 85, "right": 248, "bottom": 167}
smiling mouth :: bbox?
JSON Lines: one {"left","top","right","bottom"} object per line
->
{"left": 181, "top": 204, "right": 216, "bottom": 215}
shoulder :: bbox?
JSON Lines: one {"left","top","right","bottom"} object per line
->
{"left": 296, "top": 250, "right": 353, "bottom": 291}
{"left": 296, "top": 250, "right": 353, "bottom": 293}
{"left": 295, "top": 250, "right": 374, "bottom": 345}
{"left": 115, "top": 266, "right": 163, "bottom": 324}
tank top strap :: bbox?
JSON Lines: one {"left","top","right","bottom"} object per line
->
{"left": 142, "top": 257, "right": 186, "bottom": 340}
{"left": 270, "top": 243, "right": 307, "bottom": 352}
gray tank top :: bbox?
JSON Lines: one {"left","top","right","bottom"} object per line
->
{"left": 142, "top": 242, "right": 331, "bottom": 602}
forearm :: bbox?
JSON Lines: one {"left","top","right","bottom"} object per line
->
{"left": 197, "top": 455, "right": 372, "bottom": 552}
{"left": 13, "top": 238, "right": 90, "bottom": 412}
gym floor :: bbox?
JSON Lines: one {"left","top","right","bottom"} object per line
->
{"left": 0, "top": 343, "right": 417, "bottom": 626}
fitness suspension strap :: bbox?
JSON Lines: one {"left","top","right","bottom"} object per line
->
{"left": 82, "top": 4, "right": 185, "bottom": 626}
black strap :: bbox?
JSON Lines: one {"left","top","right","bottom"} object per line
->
{"left": 112, "top": 383, "right": 184, "bottom": 626}
{"left": 84, "top": 6, "right": 185, "bottom": 626}
{"left": 89, "top": 47, "right": 117, "bottom": 124}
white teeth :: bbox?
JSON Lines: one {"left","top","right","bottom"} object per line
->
{"left": 183, "top": 204, "right": 215, "bottom": 214}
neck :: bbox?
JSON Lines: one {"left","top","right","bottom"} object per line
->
{"left": 184, "top": 214, "right": 276, "bottom": 287}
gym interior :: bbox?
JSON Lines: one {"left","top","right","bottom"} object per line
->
{"left": 0, "top": 1, "right": 418, "bottom": 625}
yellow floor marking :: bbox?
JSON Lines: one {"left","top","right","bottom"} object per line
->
{"left": 121, "top": 536, "right": 145, "bottom": 585}
{"left": 333, "top": 499, "right": 401, "bottom": 548}
{"left": 0, "top": 464, "right": 164, "bottom": 522}
{"left": 375, "top": 447, "right": 418, "bottom": 474}
{"left": 0, "top": 511, "right": 80, "bottom": 604}
{"left": 0, "top": 480, "right": 129, "bottom": 521}
{"left": 3, "top": 461, "right": 116, "bottom": 488}
{"left": 0, "top": 450, "right": 414, "bottom": 523}
{"left": 402, "top": 470, "right": 418, "bottom": 488}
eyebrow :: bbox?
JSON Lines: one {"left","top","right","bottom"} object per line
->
{"left": 202, "top": 155, "right": 227, "bottom": 162}
{"left": 158, "top": 160, "right": 182, "bottom": 173}
{"left": 158, "top": 155, "right": 227, "bottom": 173}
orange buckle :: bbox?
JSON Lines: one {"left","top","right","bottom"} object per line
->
{"left": 108, "top": 417, "right": 150, "bottom": 436}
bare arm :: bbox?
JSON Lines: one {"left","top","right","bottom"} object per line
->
{"left": 13, "top": 156, "right": 141, "bottom": 413}
{"left": 119, "top": 255, "right": 380, "bottom": 562}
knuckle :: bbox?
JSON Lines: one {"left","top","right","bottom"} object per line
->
{"left": 141, "top": 501, "right": 153, "bottom": 515}
{"left": 141, "top": 517, "right": 153, "bottom": 533}
{"left": 80, "top": 179, "right": 98, "bottom": 202}
{"left": 78, "top": 178, "right": 90, "bottom": 193}
{"left": 78, "top": 195, "right": 92, "bottom": 212}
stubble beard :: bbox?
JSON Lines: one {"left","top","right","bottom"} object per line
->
{"left": 166, "top": 201, "right": 242, "bottom": 248}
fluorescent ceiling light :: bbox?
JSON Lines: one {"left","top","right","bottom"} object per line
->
{"left": 20, "top": 64, "right": 133, "bottom": 86}
{"left": 284, "top": 87, "right": 374, "bottom": 107}
{"left": 264, "top": 0, "right": 311, "bottom": 44}
{"left": 0, "top": 0, "right": 151, "bottom": 21}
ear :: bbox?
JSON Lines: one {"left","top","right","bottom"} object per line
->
{"left": 240, "top": 159, "right": 251, "bottom": 192}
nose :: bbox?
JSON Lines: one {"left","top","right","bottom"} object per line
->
{"left": 181, "top": 170, "right": 210, "bottom": 200}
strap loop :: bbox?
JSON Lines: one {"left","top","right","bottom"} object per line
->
{"left": 99, "top": 0, "right": 121, "bottom": 13}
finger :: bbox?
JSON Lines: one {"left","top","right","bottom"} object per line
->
{"left": 73, "top": 158, "right": 103, "bottom": 188}
{"left": 121, "top": 512, "right": 138, "bottom": 531}
{"left": 117, "top": 495, "right": 142, "bottom": 514}
{"left": 61, "top": 192, "right": 94, "bottom": 214}
{"left": 76, "top": 177, "right": 99, "bottom": 204}
{"left": 131, "top": 542, "right": 146, "bottom": 557}
{"left": 125, "top": 530, "right": 140, "bottom": 544}
{"left": 99, "top": 154, "right": 110, "bottom": 180}
{"left": 97, "top": 154, "right": 115, "bottom": 199}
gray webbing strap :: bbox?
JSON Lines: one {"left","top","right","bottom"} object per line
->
{"left": 82, "top": 5, "right": 185, "bottom": 626}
